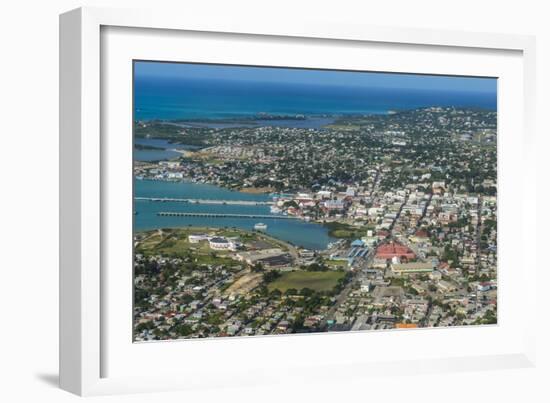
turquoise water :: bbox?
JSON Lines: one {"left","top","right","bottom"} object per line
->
{"left": 134, "top": 180, "right": 335, "bottom": 250}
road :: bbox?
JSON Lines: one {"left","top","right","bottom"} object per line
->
{"left": 320, "top": 248, "right": 376, "bottom": 329}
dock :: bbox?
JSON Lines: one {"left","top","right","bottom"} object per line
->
{"left": 157, "top": 212, "right": 296, "bottom": 219}
{"left": 135, "top": 197, "right": 273, "bottom": 206}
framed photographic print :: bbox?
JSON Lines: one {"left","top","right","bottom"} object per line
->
{"left": 60, "top": 7, "right": 537, "bottom": 396}
{"left": 131, "top": 60, "right": 498, "bottom": 342}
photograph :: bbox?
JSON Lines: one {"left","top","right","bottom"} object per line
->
{"left": 132, "top": 61, "right": 498, "bottom": 341}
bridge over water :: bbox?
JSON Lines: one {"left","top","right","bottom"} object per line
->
{"left": 157, "top": 212, "right": 296, "bottom": 219}
{"left": 135, "top": 197, "right": 273, "bottom": 206}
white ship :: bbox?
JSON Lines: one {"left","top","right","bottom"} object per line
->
{"left": 254, "top": 223, "right": 268, "bottom": 230}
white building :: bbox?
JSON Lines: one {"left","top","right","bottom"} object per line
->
{"left": 208, "top": 237, "right": 233, "bottom": 250}
{"left": 188, "top": 234, "right": 209, "bottom": 243}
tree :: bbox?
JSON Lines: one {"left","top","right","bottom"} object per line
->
{"left": 270, "top": 289, "right": 282, "bottom": 298}
{"left": 173, "top": 323, "right": 193, "bottom": 336}
{"left": 252, "top": 262, "right": 264, "bottom": 273}
{"left": 263, "top": 271, "right": 280, "bottom": 283}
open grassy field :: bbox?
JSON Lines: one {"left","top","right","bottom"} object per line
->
{"left": 323, "top": 222, "right": 375, "bottom": 239}
{"left": 134, "top": 227, "right": 283, "bottom": 266}
{"left": 135, "top": 228, "right": 234, "bottom": 265}
{"left": 267, "top": 271, "right": 345, "bottom": 293}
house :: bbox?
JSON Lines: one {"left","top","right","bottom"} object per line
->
{"left": 324, "top": 200, "right": 345, "bottom": 210}
{"left": 277, "top": 320, "right": 290, "bottom": 331}
{"left": 360, "top": 282, "right": 371, "bottom": 293}
{"left": 437, "top": 280, "right": 457, "bottom": 293}
{"left": 477, "top": 282, "right": 493, "bottom": 292}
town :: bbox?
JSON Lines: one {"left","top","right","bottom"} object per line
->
{"left": 133, "top": 107, "right": 498, "bottom": 341}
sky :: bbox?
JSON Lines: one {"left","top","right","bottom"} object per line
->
{"left": 134, "top": 61, "right": 497, "bottom": 94}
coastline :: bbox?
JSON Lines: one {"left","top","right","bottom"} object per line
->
{"left": 239, "top": 186, "right": 275, "bottom": 194}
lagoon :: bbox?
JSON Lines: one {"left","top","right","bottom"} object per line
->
{"left": 134, "top": 138, "right": 199, "bottom": 161}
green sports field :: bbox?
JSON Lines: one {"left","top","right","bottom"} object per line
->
{"left": 267, "top": 271, "right": 345, "bottom": 292}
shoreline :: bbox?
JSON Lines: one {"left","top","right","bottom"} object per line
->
{"left": 134, "top": 106, "right": 497, "bottom": 125}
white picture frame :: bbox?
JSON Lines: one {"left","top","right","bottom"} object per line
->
{"left": 60, "top": 6, "right": 537, "bottom": 396}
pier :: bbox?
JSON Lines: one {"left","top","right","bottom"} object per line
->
{"left": 157, "top": 212, "right": 296, "bottom": 219}
{"left": 135, "top": 197, "right": 273, "bottom": 206}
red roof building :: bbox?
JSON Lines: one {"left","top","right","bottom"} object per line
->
{"left": 375, "top": 241, "right": 416, "bottom": 261}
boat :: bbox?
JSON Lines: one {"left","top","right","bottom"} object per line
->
{"left": 270, "top": 205, "right": 282, "bottom": 214}
{"left": 254, "top": 223, "right": 268, "bottom": 230}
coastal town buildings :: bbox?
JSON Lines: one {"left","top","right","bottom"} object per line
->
{"left": 133, "top": 107, "right": 498, "bottom": 341}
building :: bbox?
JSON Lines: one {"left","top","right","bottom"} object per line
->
{"left": 410, "top": 229, "right": 429, "bottom": 243}
{"left": 395, "top": 323, "right": 418, "bottom": 329}
{"left": 188, "top": 234, "right": 209, "bottom": 243}
{"left": 351, "top": 239, "right": 365, "bottom": 247}
{"left": 437, "top": 280, "right": 457, "bottom": 292}
{"left": 236, "top": 248, "right": 285, "bottom": 265}
{"left": 324, "top": 200, "right": 345, "bottom": 210}
{"left": 257, "top": 254, "right": 292, "bottom": 268}
{"left": 299, "top": 249, "right": 315, "bottom": 259}
{"left": 391, "top": 262, "right": 433, "bottom": 275}
{"left": 208, "top": 237, "right": 233, "bottom": 250}
{"left": 159, "top": 161, "right": 180, "bottom": 169}
{"left": 375, "top": 241, "right": 416, "bottom": 261}
{"left": 477, "top": 282, "right": 493, "bottom": 292}
{"left": 360, "top": 282, "right": 371, "bottom": 293}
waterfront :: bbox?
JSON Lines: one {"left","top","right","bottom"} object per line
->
{"left": 134, "top": 179, "right": 335, "bottom": 250}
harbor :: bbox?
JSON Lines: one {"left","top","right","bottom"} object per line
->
{"left": 134, "top": 179, "right": 335, "bottom": 250}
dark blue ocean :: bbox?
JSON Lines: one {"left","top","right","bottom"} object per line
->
{"left": 134, "top": 77, "right": 496, "bottom": 121}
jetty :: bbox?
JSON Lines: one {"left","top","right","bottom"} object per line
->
{"left": 135, "top": 197, "right": 273, "bottom": 206}
{"left": 157, "top": 212, "right": 296, "bottom": 219}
